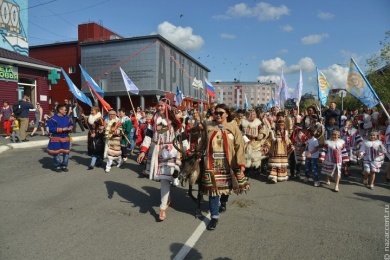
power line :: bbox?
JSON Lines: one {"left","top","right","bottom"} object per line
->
{"left": 31, "top": 0, "right": 111, "bottom": 17}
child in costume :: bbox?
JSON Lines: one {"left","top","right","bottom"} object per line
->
{"left": 319, "top": 129, "right": 349, "bottom": 192}
{"left": 341, "top": 120, "right": 363, "bottom": 176}
{"left": 289, "top": 122, "right": 306, "bottom": 179}
{"left": 358, "top": 131, "right": 390, "bottom": 189}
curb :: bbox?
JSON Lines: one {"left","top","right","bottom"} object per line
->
{"left": 0, "top": 136, "right": 87, "bottom": 154}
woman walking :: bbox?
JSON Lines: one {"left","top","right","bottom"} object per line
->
{"left": 137, "top": 98, "right": 188, "bottom": 221}
{"left": 31, "top": 102, "right": 45, "bottom": 136}
{"left": 201, "top": 103, "right": 250, "bottom": 230}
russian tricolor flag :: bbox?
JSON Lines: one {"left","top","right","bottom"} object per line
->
{"left": 204, "top": 78, "right": 215, "bottom": 98}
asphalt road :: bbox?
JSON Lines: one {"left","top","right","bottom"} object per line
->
{"left": 0, "top": 141, "right": 389, "bottom": 260}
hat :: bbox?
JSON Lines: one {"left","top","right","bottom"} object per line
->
{"left": 276, "top": 119, "right": 285, "bottom": 124}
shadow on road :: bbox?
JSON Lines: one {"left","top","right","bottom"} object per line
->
{"left": 170, "top": 242, "right": 203, "bottom": 260}
{"left": 353, "top": 192, "right": 390, "bottom": 203}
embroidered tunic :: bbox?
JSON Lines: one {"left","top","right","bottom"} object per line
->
{"left": 266, "top": 129, "right": 294, "bottom": 181}
{"left": 104, "top": 118, "right": 122, "bottom": 159}
{"left": 140, "top": 116, "right": 188, "bottom": 181}
{"left": 47, "top": 114, "right": 73, "bottom": 155}
{"left": 319, "top": 139, "right": 349, "bottom": 177}
{"left": 202, "top": 121, "right": 249, "bottom": 196}
{"left": 341, "top": 127, "right": 363, "bottom": 163}
{"left": 359, "top": 139, "right": 389, "bottom": 173}
{"left": 291, "top": 131, "right": 307, "bottom": 165}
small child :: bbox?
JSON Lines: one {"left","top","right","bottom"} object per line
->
{"left": 359, "top": 131, "right": 390, "bottom": 190}
{"left": 319, "top": 129, "right": 349, "bottom": 192}
{"left": 304, "top": 127, "right": 320, "bottom": 186}
{"left": 9, "top": 114, "right": 22, "bottom": 143}
{"left": 341, "top": 120, "right": 363, "bottom": 176}
{"left": 289, "top": 122, "right": 307, "bottom": 179}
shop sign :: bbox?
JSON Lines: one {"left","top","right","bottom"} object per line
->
{"left": 0, "top": 64, "right": 18, "bottom": 81}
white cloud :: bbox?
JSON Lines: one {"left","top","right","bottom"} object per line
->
{"left": 280, "top": 24, "right": 293, "bottom": 32}
{"left": 317, "top": 11, "right": 335, "bottom": 20}
{"left": 259, "top": 57, "right": 316, "bottom": 75}
{"left": 220, "top": 33, "right": 236, "bottom": 39}
{"left": 259, "top": 57, "right": 286, "bottom": 74}
{"left": 301, "top": 33, "right": 329, "bottom": 45}
{"left": 156, "top": 21, "right": 204, "bottom": 51}
{"left": 225, "top": 2, "right": 289, "bottom": 21}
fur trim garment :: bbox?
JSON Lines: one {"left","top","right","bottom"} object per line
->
{"left": 88, "top": 112, "right": 102, "bottom": 125}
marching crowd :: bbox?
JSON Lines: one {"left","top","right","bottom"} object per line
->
{"left": 2, "top": 97, "right": 390, "bottom": 230}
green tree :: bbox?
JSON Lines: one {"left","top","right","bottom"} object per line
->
{"left": 366, "top": 30, "right": 390, "bottom": 105}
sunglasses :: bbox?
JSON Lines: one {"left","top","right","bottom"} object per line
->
{"left": 214, "top": 111, "right": 225, "bottom": 116}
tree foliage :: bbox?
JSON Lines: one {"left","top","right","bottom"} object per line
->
{"left": 366, "top": 30, "right": 390, "bottom": 106}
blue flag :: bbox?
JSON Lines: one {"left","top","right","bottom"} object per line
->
{"left": 175, "top": 86, "right": 183, "bottom": 106}
{"left": 267, "top": 99, "right": 274, "bottom": 109}
{"left": 263, "top": 104, "right": 267, "bottom": 113}
{"left": 79, "top": 64, "right": 105, "bottom": 97}
{"left": 347, "top": 58, "right": 379, "bottom": 108}
{"left": 317, "top": 68, "right": 331, "bottom": 107}
{"left": 61, "top": 68, "right": 92, "bottom": 107}
{"left": 244, "top": 93, "right": 249, "bottom": 110}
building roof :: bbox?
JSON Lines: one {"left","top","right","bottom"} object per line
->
{"left": 0, "top": 47, "right": 59, "bottom": 71}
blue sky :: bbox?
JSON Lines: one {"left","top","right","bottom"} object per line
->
{"left": 28, "top": 0, "right": 390, "bottom": 96}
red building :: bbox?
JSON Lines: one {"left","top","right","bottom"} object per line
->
{"left": 29, "top": 22, "right": 122, "bottom": 111}
{"left": 0, "top": 47, "right": 59, "bottom": 122}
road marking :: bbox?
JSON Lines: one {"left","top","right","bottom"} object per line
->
{"left": 173, "top": 213, "right": 211, "bottom": 260}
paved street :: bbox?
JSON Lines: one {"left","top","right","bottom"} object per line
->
{"left": 0, "top": 140, "right": 389, "bottom": 260}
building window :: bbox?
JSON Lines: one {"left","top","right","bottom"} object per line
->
{"left": 69, "top": 66, "right": 76, "bottom": 74}
{"left": 228, "top": 92, "right": 232, "bottom": 95}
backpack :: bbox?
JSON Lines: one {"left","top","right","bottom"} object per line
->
{"left": 12, "top": 101, "right": 22, "bottom": 116}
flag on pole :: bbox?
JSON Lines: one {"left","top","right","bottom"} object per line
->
{"left": 267, "top": 99, "right": 275, "bottom": 109}
{"left": 192, "top": 77, "right": 204, "bottom": 89}
{"left": 205, "top": 78, "right": 215, "bottom": 98}
{"left": 275, "top": 69, "right": 288, "bottom": 108}
{"left": 61, "top": 68, "right": 92, "bottom": 107}
{"left": 244, "top": 93, "right": 249, "bottom": 110}
{"left": 175, "top": 86, "right": 183, "bottom": 106}
{"left": 263, "top": 104, "right": 267, "bottom": 113}
{"left": 119, "top": 67, "right": 139, "bottom": 95}
{"left": 79, "top": 65, "right": 105, "bottom": 97}
{"left": 199, "top": 101, "right": 203, "bottom": 112}
{"left": 347, "top": 58, "right": 379, "bottom": 108}
{"left": 317, "top": 68, "right": 331, "bottom": 107}
{"left": 86, "top": 81, "right": 112, "bottom": 111}
{"left": 291, "top": 70, "right": 303, "bottom": 107}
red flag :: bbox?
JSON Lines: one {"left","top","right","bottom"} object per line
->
{"left": 87, "top": 81, "right": 112, "bottom": 111}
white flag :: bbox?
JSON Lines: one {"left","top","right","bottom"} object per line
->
{"left": 120, "top": 67, "right": 139, "bottom": 95}
{"left": 192, "top": 77, "right": 204, "bottom": 89}
{"left": 291, "top": 69, "right": 303, "bottom": 107}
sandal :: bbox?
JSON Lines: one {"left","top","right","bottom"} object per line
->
{"left": 159, "top": 209, "right": 166, "bottom": 221}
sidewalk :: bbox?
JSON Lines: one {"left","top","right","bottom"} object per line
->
{"left": 0, "top": 131, "right": 88, "bottom": 154}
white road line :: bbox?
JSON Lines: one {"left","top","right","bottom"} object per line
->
{"left": 173, "top": 213, "right": 211, "bottom": 260}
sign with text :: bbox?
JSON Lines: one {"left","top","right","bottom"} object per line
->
{"left": 0, "top": 64, "right": 18, "bottom": 81}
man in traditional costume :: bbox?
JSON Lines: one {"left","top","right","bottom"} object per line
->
{"left": 104, "top": 110, "right": 123, "bottom": 173}
{"left": 46, "top": 104, "right": 73, "bottom": 172}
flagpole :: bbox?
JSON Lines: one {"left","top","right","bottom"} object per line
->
{"left": 126, "top": 91, "right": 136, "bottom": 114}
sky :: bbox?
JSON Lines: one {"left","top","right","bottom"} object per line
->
{"left": 27, "top": 0, "right": 390, "bottom": 96}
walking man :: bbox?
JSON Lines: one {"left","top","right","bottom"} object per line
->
{"left": 18, "top": 95, "right": 34, "bottom": 142}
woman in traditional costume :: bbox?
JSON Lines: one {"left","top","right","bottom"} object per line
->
{"left": 137, "top": 98, "right": 188, "bottom": 221}
{"left": 202, "top": 103, "right": 250, "bottom": 231}
{"left": 82, "top": 106, "right": 105, "bottom": 170}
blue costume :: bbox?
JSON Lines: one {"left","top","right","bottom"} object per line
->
{"left": 47, "top": 114, "right": 73, "bottom": 170}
